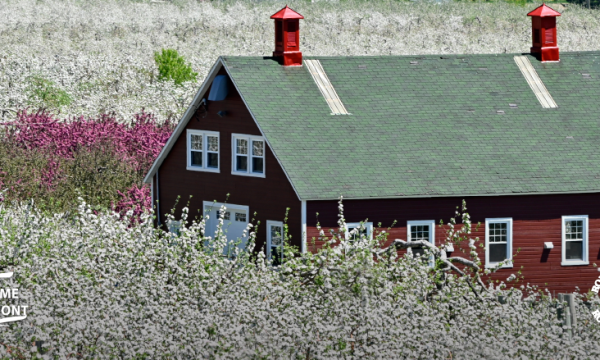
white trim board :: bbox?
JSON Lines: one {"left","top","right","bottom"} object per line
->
{"left": 514, "top": 56, "right": 558, "bottom": 109}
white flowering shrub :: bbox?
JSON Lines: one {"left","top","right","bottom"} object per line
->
{"left": 0, "top": 0, "right": 598, "bottom": 123}
{"left": 1, "top": 196, "right": 600, "bottom": 358}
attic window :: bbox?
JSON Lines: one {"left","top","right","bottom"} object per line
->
{"left": 208, "top": 75, "right": 228, "bottom": 101}
{"left": 304, "top": 59, "right": 350, "bottom": 115}
{"left": 583, "top": 74, "right": 591, "bottom": 79}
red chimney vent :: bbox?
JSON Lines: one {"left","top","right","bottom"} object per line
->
{"left": 528, "top": 4, "right": 561, "bottom": 62}
{"left": 270, "top": 5, "right": 304, "bottom": 66}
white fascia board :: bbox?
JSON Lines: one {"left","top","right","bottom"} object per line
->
{"left": 143, "top": 58, "right": 225, "bottom": 184}
{"left": 221, "top": 61, "right": 303, "bottom": 202}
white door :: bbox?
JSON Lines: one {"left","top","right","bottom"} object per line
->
{"left": 203, "top": 202, "right": 249, "bottom": 255}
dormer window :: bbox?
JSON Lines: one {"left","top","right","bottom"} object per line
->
{"left": 232, "top": 134, "right": 265, "bottom": 177}
{"left": 187, "top": 130, "right": 219, "bottom": 173}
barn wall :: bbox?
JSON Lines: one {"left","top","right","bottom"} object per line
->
{"left": 157, "top": 67, "right": 302, "bottom": 252}
{"left": 306, "top": 194, "right": 600, "bottom": 294}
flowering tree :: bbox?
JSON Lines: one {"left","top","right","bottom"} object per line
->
{"left": 0, "top": 197, "right": 599, "bottom": 359}
{"left": 0, "top": 110, "right": 173, "bottom": 217}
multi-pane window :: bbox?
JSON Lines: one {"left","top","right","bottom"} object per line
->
{"left": 252, "top": 141, "right": 264, "bottom": 174}
{"left": 562, "top": 216, "right": 588, "bottom": 266}
{"left": 190, "top": 134, "right": 203, "bottom": 166}
{"left": 187, "top": 130, "right": 219, "bottom": 172}
{"left": 345, "top": 222, "right": 373, "bottom": 242}
{"left": 207, "top": 136, "right": 219, "bottom": 168}
{"left": 218, "top": 210, "right": 231, "bottom": 221}
{"left": 267, "top": 221, "right": 284, "bottom": 266}
{"left": 235, "top": 212, "right": 246, "bottom": 222}
{"left": 485, "top": 218, "right": 512, "bottom": 268}
{"left": 235, "top": 139, "right": 248, "bottom": 171}
{"left": 232, "top": 134, "right": 265, "bottom": 177}
{"left": 407, "top": 220, "right": 435, "bottom": 266}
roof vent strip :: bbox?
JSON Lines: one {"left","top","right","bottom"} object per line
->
{"left": 304, "top": 60, "right": 350, "bottom": 115}
{"left": 514, "top": 56, "right": 558, "bottom": 109}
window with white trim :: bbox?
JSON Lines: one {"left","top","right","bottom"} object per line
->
{"left": 187, "top": 130, "right": 219, "bottom": 172}
{"left": 232, "top": 134, "right": 265, "bottom": 177}
{"left": 345, "top": 222, "right": 373, "bottom": 242}
{"left": 407, "top": 220, "right": 435, "bottom": 266}
{"left": 267, "top": 220, "right": 284, "bottom": 266}
{"left": 485, "top": 218, "right": 513, "bottom": 268}
{"left": 562, "top": 215, "right": 589, "bottom": 266}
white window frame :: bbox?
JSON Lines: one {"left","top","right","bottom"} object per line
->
{"left": 231, "top": 133, "right": 266, "bottom": 178}
{"left": 561, "top": 215, "right": 589, "bottom": 266}
{"left": 267, "top": 220, "right": 285, "bottom": 265}
{"left": 484, "top": 218, "right": 513, "bottom": 269}
{"left": 407, "top": 220, "right": 436, "bottom": 267}
{"left": 345, "top": 222, "right": 373, "bottom": 242}
{"left": 186, "top": 130, "right": 220, "bottom": 173}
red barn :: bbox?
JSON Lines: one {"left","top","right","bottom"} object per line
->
{"left": 144, "top": 5, "right": 600, "bottom": 293}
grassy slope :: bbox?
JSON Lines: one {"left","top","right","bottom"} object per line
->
{"left": 0, "top": 0, "right": 598, "bottom": 122}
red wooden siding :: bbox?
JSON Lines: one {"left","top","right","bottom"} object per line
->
{"left": 155, "top": 68, "right": 301, "bottom": 252}
{"left": 306, "top": 194, "right": 600, "bottom": 294}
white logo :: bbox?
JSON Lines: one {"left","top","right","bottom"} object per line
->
{"left": 0, "top": 272, "right": 28, "bottom": 327}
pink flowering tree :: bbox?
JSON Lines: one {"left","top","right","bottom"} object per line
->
{"left": 0, "top": 109, "right": 174, "bottom": 219}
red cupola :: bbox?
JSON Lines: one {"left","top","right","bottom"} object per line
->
{"left": 270, "top": 5, "right": 304, "bottom": 66}
{"left": 528, "top": 4, "right": 561, "bottom": 62}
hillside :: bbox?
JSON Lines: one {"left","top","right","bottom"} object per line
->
{"left": 0, "top": 0, "right": 598, "bottom": 122}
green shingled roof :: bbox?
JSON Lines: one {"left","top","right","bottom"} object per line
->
{"left": 222, "top": 52, "right": 600, "bottom": 200}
